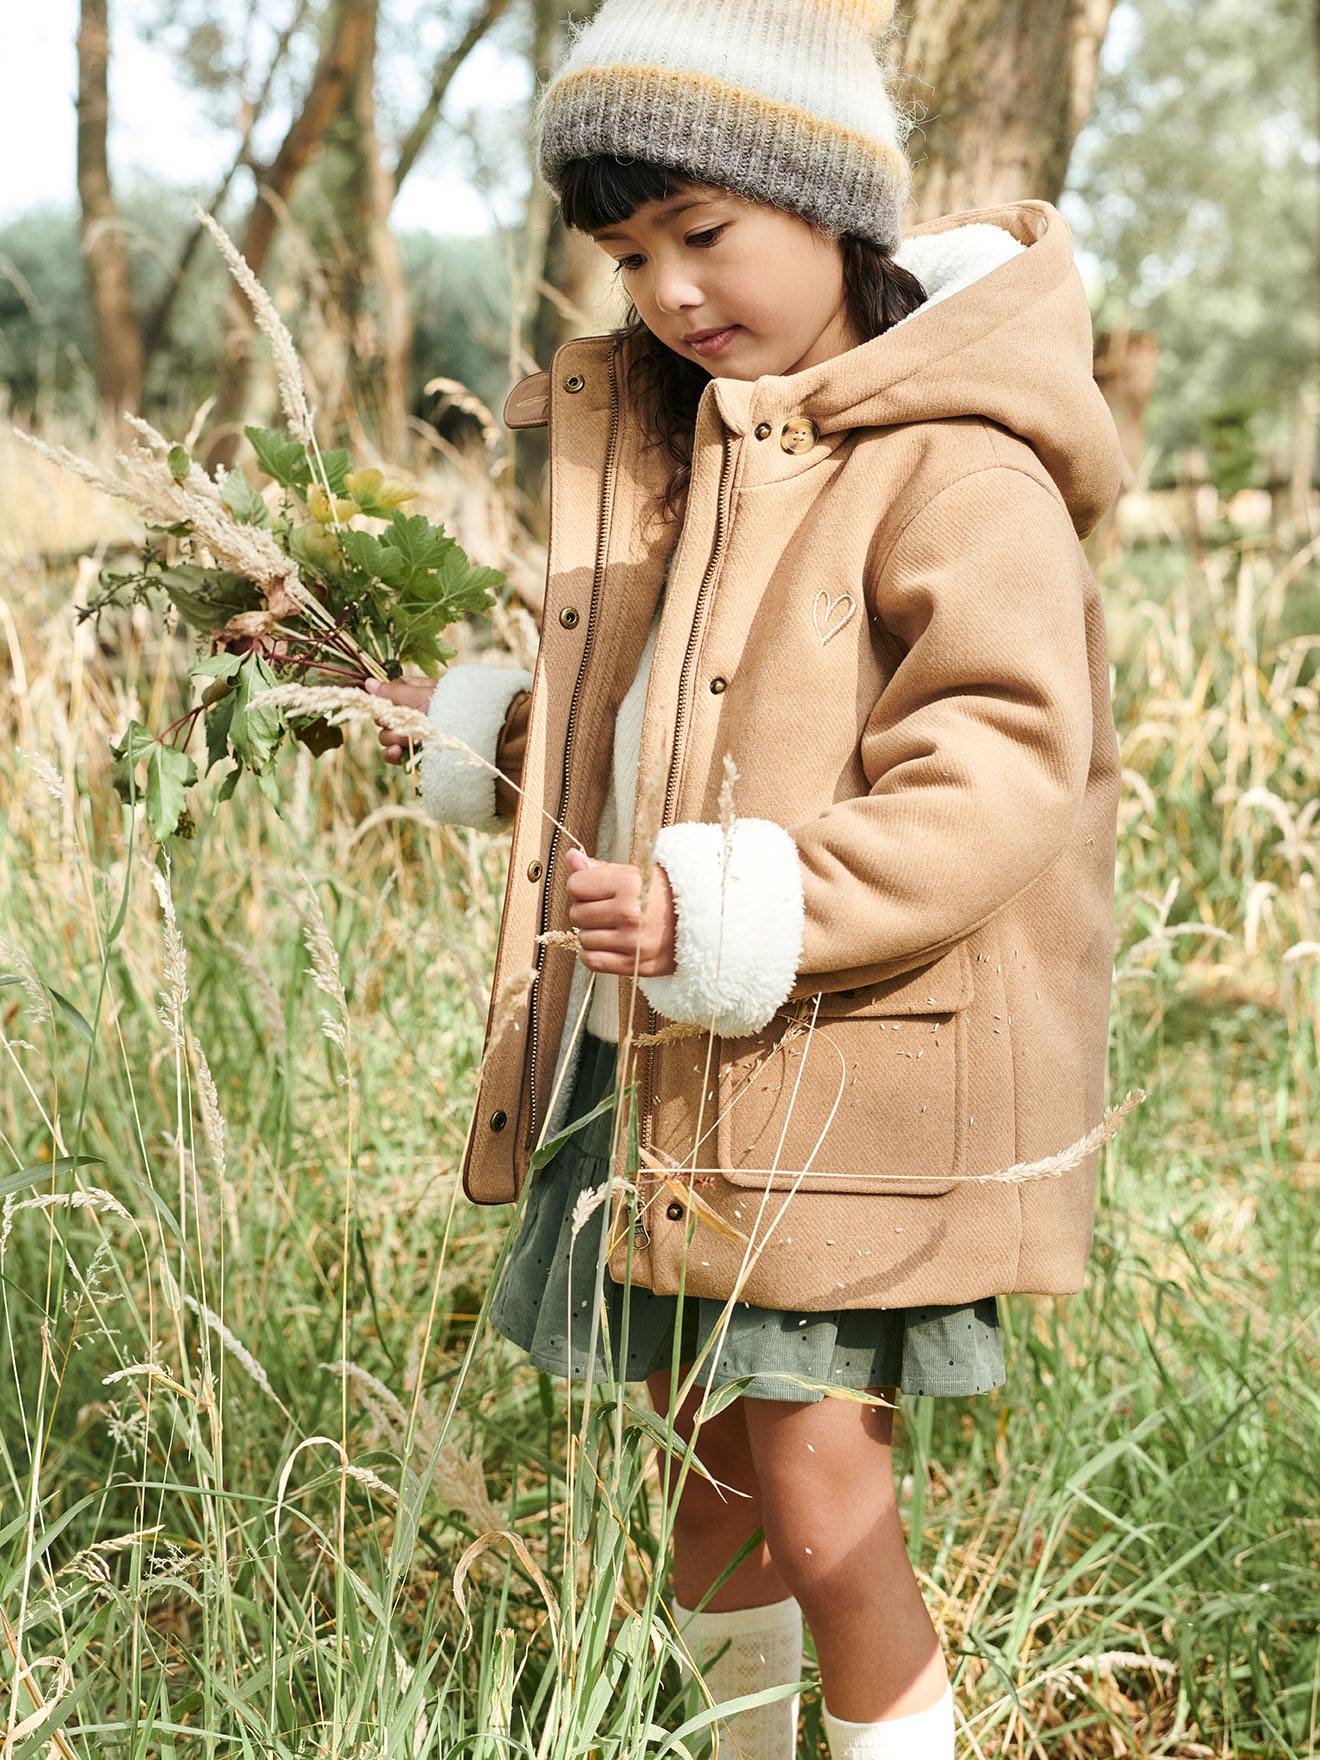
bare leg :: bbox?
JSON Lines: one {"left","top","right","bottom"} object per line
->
{"left": 645, "top": 1364, "right": 790, "bottom": 1610}
{"left": 741, "top": 1385, "right": 949, "bottom": 1721}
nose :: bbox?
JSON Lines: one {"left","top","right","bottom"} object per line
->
{"left": 650, "top": 260, "right": 705, "bottom": 316}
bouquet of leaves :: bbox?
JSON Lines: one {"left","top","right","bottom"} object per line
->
{"left": 15, "top": 207, "right": 505, "bottom": 842}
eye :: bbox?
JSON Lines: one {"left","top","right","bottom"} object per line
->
{"left": 611, "top": 225, "right": 727, "bottom": 275}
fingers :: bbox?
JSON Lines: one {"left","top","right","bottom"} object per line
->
{"left": 569, "top": 897, "right": 642, "bottom": 930}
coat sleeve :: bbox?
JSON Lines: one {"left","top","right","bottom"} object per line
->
{"left": 638, "top": 467, "right": 1096, "bottom": 1035}
{"left": 417, "top": 663, "right": 534, "bottom": 831}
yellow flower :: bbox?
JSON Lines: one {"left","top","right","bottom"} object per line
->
{"left": 376, "top": 478, "right": 418, "bottom": 509}
{"left": 344, "top": 467, "right": 384, "bottom": 499}
{"left": 309, "top": 487, "right": 358, "bottom": 524}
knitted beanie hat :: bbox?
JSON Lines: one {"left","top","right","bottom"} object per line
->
{"left": 532, "top": 0, "right": 915, "bottom": 255}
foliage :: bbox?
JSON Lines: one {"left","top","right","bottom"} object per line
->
{"left": 81, "top": 426, "right": 503, "bottom": 841}
{"left": 1070, "top": 0, "right": 1320, "bottom": 476}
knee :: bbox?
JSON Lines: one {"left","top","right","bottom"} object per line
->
{"left": 758, "top": 1485, "right": 897, "bottom": 1612}
{"left": 667, "top": 1450, "right": 762, "bottom": 1545}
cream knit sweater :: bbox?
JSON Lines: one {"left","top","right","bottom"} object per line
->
{"left": 585, "top": 574, "right": 669, "bottom": 1042}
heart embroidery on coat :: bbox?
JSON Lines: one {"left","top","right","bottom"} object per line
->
{"left": 812, "top": 588, "right": 857, "bottom": 645}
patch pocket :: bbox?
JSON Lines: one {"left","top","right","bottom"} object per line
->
{"left": 714, "top": 942, "right": 974, "bottom": 1196}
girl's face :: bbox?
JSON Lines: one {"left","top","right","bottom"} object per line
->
{"left": 590, "top": 179, "right": 862, "bottom": 379}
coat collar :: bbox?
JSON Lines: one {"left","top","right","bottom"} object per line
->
{"left": 504, "top": 198, "right": 1120, "bottom": 532}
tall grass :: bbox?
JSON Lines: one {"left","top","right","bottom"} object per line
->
{"left": 0, "top": 427, "right": 1316, "bottom": 1757}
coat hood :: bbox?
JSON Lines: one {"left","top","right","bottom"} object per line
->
{"left": 709, "top": 198, "right": 1123, "bottom": 538}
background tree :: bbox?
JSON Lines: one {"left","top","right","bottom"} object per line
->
{"left": 897, "top": 0, "right": 1120, "bottom": 214}
{"left": 76, "top": 0, "right": 144, "bottom": 421}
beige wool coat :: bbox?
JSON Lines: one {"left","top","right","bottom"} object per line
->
{"left": 418, "top": 197, "right": 1126, "bottom": 1311}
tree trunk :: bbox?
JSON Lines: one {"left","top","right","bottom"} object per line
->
{"left": 1092, "top": 322, "right": 1159, "bottom": 563}
{"left": 76, "top": 0, "right": 143, "bottom": 422}
{"left": 517, "top": 0, "right": 612, "bottom": 538}
{"left": 315, "top": 0, "right": 413, "bottom": 459}
{"left": 897, "top": 0, "right": 1118, "bottom": 216}
{"left": 206, "top": 0, "right": 370, "bottom": 470}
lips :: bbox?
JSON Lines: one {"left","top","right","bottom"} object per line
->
{"left": 687, "top": 326, "right": 740, "bottom": 357}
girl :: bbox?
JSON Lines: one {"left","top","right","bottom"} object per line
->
{"left": 369, "top": 2, "right": 1124, "bottom": 1755}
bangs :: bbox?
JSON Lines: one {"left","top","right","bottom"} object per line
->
{"left": 555, "top": 156, "right": 705, "bottom": 234}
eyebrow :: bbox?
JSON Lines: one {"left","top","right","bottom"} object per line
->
{"left": 591, "top": 198, "right": 715, "bottom": 243}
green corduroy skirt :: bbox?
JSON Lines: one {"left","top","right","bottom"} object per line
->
{"left": 488, "top": 1029, "right": 1005, "bottom": 1404}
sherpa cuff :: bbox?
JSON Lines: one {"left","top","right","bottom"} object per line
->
{"left": 638, "top": 818, "right": 806, "bottom": 1037}
{"left": 418, "top": 663, "right": 533, "bottom": 831}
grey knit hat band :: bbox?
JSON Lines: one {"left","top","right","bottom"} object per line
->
{"left": 532, "top": 1, "right": 915, "bottom": 254}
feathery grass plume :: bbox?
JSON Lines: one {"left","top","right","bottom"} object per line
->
{"left": 190, "top": 1036, "right": 228, "bottom": 1180}
{"left": 0, "top": 934, "right": 53, "bottom": 1026}
{"left": 966, "top": 1086, "right": 1149, "bottom": 1185}
{"left": 193, "top": 204, "right": 317, "bottom": 452}
{"left": 16, "top": 744, "right": 67, "bottom": 807}
{"left": 632, "top": 1019, "right": 706, "bottom": 1046}
{"left": 320, "top": 1358, "right": 410, "bottom": 1433}
{"left": 62, "top": 1525, "right": 165, "bottom": 1587}
{"left": 4, "top": 1189, "right": 130, "bottom": 1226}
{"left": 0, "top": 1609, "right": 81, "bottom": 1760}
{"left": 258, "top": 683, "right": 476, "bottom": 756}
{"left": 536, "top": 928, "right": 581, "bottom": 950}
{"left": 217, "top": 932, "right": 286, "bottom": 1043}
{"left": 10, "top": 429, "right": 312, "bottom": 610}
{"left": 474, "top": 966, "right": 539, "bottom": 1084}
{"left": 322, "top": 1360, "right": 503, "bottom": 1535}
{"left": 151, "top": 860, "right": 190, "bottom": 1052}
{"left": 422, "top": 375, "right": 503, "bottom": 454}
{"left": 180, "top": 1291, "right": 281, "bottom": 1406}
{"left": 297, "top": 870, "right": 351, "bottom": 1077}
{"left": 569, "top": 1180, "right": 611, "bottom": 1242}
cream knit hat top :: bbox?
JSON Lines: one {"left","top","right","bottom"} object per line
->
{"left": 532, "top": 0, "right": 915, "bottom": 254}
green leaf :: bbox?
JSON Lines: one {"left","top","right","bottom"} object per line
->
{"left": 44, "top": 985, "right": 95, "bottom": 1042}
{"left": 203, "top": 689, "right": 236, "bottom": 774}
{"left": 188, "top": 652, "right": 246, "bottom": 686}
{"left": 216, "top": 763, "right": 243, "bottom": 802}
{"left": 109, "top": 720, "right": 159, "bottom": 805}
{"left": 291, "top": 716, "right": 345, "bottom": 756}
{"left": 318, "top": 449, "right": 350, "bottom": 495}
{"left": 220, "top": 467, "right": 271, "bottom": 527}
{"left": 245, "top": 425, "right": 311, "bottom": 492}
{"left": 167, "top": 444, "right": 191, "bottom": 483}
{"left": 254, "top": 767, "right": 284, "bottom": 815}
{"left": 0, "top": 1156, "right": 106, "bottom": 1200}
{"left": 339, "top": 529, "right": 389, "bottom": 580}
{"left": 158, "top": 565, "right": 262, "bottom": 633}
{"left": 229, "top": 652, "right": 283, "bottom": 773}
{"left": 528, "top": 1088, "right": 616, "bottom": 1174}
{"left": 146, "top": 744, "right": 197, "bottom": 842}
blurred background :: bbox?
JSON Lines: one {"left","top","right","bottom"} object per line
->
{"left": 1, "top": 5, "right": 1317, "bottom": 1757}
{"left": 2, "top": 0, "right": 1316, "bottom": 556}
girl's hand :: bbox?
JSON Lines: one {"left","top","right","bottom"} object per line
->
{"left": 362, "top": 675, "right": 435, "bottom": 763}
{"left": 564, "top": 847, "right": 678, "bottom": 976}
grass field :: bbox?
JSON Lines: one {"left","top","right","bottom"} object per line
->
{"left": 1, "top": 428, "right": 1316, "bottom": 1757}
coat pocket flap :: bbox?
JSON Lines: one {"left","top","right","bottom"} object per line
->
{"left": 794, "top": 942, "right": 974, "bottom": 1020}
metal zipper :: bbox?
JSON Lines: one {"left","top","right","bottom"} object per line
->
{"left": 524, "top": 341, "right": 623, "bottom": 1152}
{"left": 640, "top": 422, "right": 739, "bottom": 1169}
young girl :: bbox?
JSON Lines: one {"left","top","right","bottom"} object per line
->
{"left": 369, "top": 2, "right": 1124, "bottom": 1755}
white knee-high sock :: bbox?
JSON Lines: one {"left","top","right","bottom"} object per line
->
{"left": 822, "top": 1682, "right": 955, "bottom": 1760}
{"left": 670, "top": 1592, "right": 803, "bottom": 1760}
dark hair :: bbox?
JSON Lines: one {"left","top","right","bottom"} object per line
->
{"left": 556, "top": 156, "right": 929, "bottom": 523}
